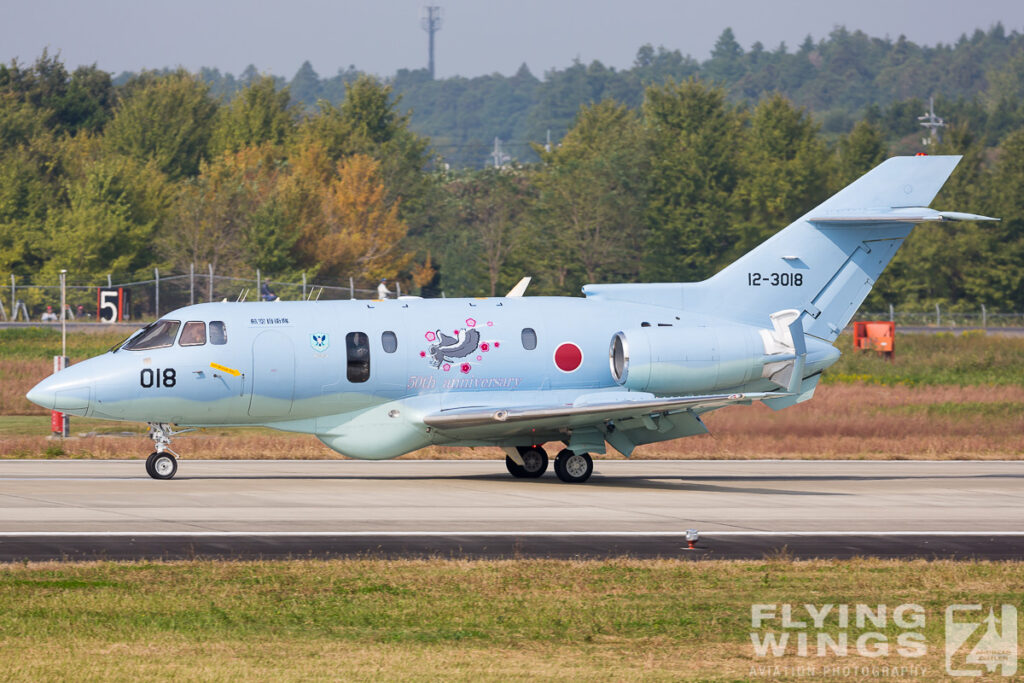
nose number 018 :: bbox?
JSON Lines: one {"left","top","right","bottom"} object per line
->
{"left": 140, "top": 368, "right": 177, "bottom": 388}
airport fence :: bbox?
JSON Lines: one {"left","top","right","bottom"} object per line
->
{"left": 1, "top": 267, "right": 411, "bottom": 323}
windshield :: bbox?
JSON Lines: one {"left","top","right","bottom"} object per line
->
{"left": 122, "top": 320, "right": 181, "bottom": 351}
{"left": 108, "top": 327, "right": 146, "bottom": 353}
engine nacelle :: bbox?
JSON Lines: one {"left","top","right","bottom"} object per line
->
{"left": 609, "top": 325, "right": 765, "bottom": 395}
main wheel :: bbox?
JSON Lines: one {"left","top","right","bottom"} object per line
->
{"left": 517, "top": 446, "right": 548, "bottom": 478}
{"left": 505, "top": 455, "right": 526, "bottom": 478}
{"left": 554, "top": 449, "right": 593, "bottom": 483}
{"left": 148, "top": 452, "right": 177, "bottom": 480}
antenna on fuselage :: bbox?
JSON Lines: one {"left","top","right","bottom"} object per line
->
{"left": 505, "top": 276, "right": 531, "bottom": 297}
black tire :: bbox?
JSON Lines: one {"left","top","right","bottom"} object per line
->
{"left": 505, "top": 455, "right": 527, "bottom": 478}
{"left": 554, "top": 449, "right": 593, "bottom": 483}
{"left": 517, "top": 446, "right": 548, "bottom": 478}
{"left": 145, "top": 452, "right": 158, "bottom": 478}
{"left": 149, "top": 452, "right": 177, "bottom": 480}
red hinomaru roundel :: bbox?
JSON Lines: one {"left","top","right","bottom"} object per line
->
{"left": 553, "top": 342, "right": 583, "bottom": 372}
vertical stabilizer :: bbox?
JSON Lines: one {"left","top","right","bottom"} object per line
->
{"left": 680, "top": 155, "right": 963, "bottom": 340}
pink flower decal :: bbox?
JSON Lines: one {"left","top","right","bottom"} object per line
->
{"left": 480, "top": 342, "right": 489, "bottom": 352}
{"left": 425, "top": 331, "right": 436, "bottom": 342}
{"left": 442, "top": 363, "right": 451, "bottom": 372}
{"left": 486, "top": 321, "right": 493, "bottom": 327}
{"left": 494, "top": 341, "right": 500, "bottom": 348}
{"left": 460, "top": 363, "right": 471, "bottom": 374}
{"left": 476, "top": 355, "right": 483, "bottom": 361}
{"left": 466, "top": 318, "right": 476, "bottom": 327}
{"left": 419, "top": 351, "right": 426, "bottom": 358}
{"left": 453, "top": 329, "right": 459, "bottom": 335}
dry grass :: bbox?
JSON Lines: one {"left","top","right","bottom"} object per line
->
{"left": 1, "top": 557, "right": 1020, "bottom": 680}
{"left": 2, "top": 383, "right": 1020, "bottom": 461}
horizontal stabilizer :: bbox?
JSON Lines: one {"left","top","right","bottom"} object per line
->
{"left": 809, "top": 207, "right": 999, "bottom": 225}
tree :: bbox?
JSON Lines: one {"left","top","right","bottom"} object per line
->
{"left": 210, "top": 75, "right": 295, "bottom": 155}
{"left": 289, "top": 61, "right": 321, "bottom": 107}
{"left": 315, "top": 154, "right": 412, "bottom": 282}
{"left": 834, "top": 118, "right": 887, "bottom": 187}
{"left": 40, "top": 136, "right": 169, "bottom": 282}
{"left": 533, "top": 100, "right": 646, "bottom": 291}
{"left": 733, "top": 94, "right": 829, "bottom": 254}
{"left": 161, "top": 146, "right": 280, "bottom": 276}
{"left": 104, "top": 70, "right": 217, "bottom": 179}
{"left": 641, "top": 79, "right": 744, "bottom": 281}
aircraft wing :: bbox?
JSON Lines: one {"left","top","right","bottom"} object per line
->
{"left": 423, "top": 390, "right": 783, "bottom": 431}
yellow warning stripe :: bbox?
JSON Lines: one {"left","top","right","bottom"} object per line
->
{"left": 210, "top": 362, "right": 241, "bottom": 377}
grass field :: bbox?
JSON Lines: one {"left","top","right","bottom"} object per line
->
{"left": 1, "top": 558, "right": 1019, "bottom": 680}
{"left": 2, "top": 327, "right": 1021, "bottom": 461}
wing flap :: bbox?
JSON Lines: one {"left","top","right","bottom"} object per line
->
{"left": 423, "top": 391, "right": 785, "bottom": 432}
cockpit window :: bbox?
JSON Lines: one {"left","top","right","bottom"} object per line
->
{"left": 179, "top": 321, "right": 206, "bottom": 347}
{"left": 209, "top": 321, "right": 227, "bottom": 345}
{"left": 122, "top": 320, "right": 181, "bottom": 351}
{"left": 108, "top": 328, "right": 144, "bottom": 353}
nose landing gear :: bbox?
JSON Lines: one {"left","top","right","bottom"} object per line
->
{"left": 145, "top": 423, "right": 191, "bottom": 480}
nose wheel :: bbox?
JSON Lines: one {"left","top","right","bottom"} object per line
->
{"left": 146, "top": 422, "right": 190, "bottom": 480}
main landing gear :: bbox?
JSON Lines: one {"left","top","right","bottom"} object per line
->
{"left": 145, "top": 422, "right": 189, "bottom": 480}
{"left": 506, "top": 445, "right": 548, "bottom": 478}
{"left": 505, "top": 445, "right": 594, "bottom": 483}
{"left": 553, "top": 448, "right": 593, "bottom": 483}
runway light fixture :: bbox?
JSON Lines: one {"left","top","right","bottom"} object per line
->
{"left": 685, "top": 529, "right": 700, "bottom": 550}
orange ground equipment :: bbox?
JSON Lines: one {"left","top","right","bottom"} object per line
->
{"left": 852, "top": 321, "right": 895, "bottom": 359}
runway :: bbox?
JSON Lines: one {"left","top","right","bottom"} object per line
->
{"left": 2, "top": 459, "right": 1023, "bottom": 560}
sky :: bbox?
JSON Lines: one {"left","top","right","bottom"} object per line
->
{"left": 3, "top": 0, "right": 1024, "bottom": 81}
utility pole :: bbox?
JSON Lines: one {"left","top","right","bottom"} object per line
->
{"left": 420, "top": 6, "right": 443, "bottom": 79}
{"left": 918, "top": 96, "right": 946, "bottom": 146}
{"left": 491, "top": 137, "right": 510, "bottom": 168}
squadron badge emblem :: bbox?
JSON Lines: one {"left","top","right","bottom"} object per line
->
{"left": 310, "top": 333, "right": 329, "bottom": 352}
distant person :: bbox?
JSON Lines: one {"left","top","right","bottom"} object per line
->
{"left": 260, "top": 282, "right": 279, "bottom": 301}
{"left": 377, "top": 278, "right": 392, "bottom": 300}
{"left": 40, "top": 305, "right": 58, "bottom": 322}
{"left": 75, "top": 304, "right": 86, "bottom": 320}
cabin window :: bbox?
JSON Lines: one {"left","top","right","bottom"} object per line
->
{"left": 381, "top": 331, "right": 398, "bottom": 353}
{"left": 346, "top": 332, "right": 371, "bottom": 382}
{"left": 123, "top": 320, "right": 180, "bottom": 351}
{"left": 521, "top": 327, "right": 537, "bottom": 350}
{"left": 209, "top": 321, "right": 227, "bottom": 345}
{"left": 641, "top": 322, "right": 651, "bottom": 327}
{"left": 179, "top": 321, "right": 206, "bottom": 347}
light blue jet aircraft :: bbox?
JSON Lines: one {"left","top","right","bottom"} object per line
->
{"left": 27, "top": 155, "right": 995, "bottom": 482}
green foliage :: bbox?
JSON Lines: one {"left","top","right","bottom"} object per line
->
{"left": 104, "top": 70, "right": 217, "bottom": 179}
{"left": 826, "top": 332, "right": 1024, "bottom": 386}
{"left": 210, "top": 76, "right": 295, "bottom": 155}
{"left": 2, "top": 36, "right": 1024, "bottom": 311}
{"left": 641, "top": 80, "right": 744, "bottom": 281}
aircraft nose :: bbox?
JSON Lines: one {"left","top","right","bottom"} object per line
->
{"left": 26, "top": 371, "right": 93, "bottom": 415}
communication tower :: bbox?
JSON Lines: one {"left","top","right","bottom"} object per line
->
{"left": 420, "top": 6, "right": 443, "bottom": 79}
{"left": 918, "top": 96, "right": 946, "bottom": 146}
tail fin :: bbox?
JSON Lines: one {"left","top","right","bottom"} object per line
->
{"left": 581, "top": 155, "right": 996, "bottom": 340}
{"left": 687, "top": 155, "right": 989, "bottom": 341}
